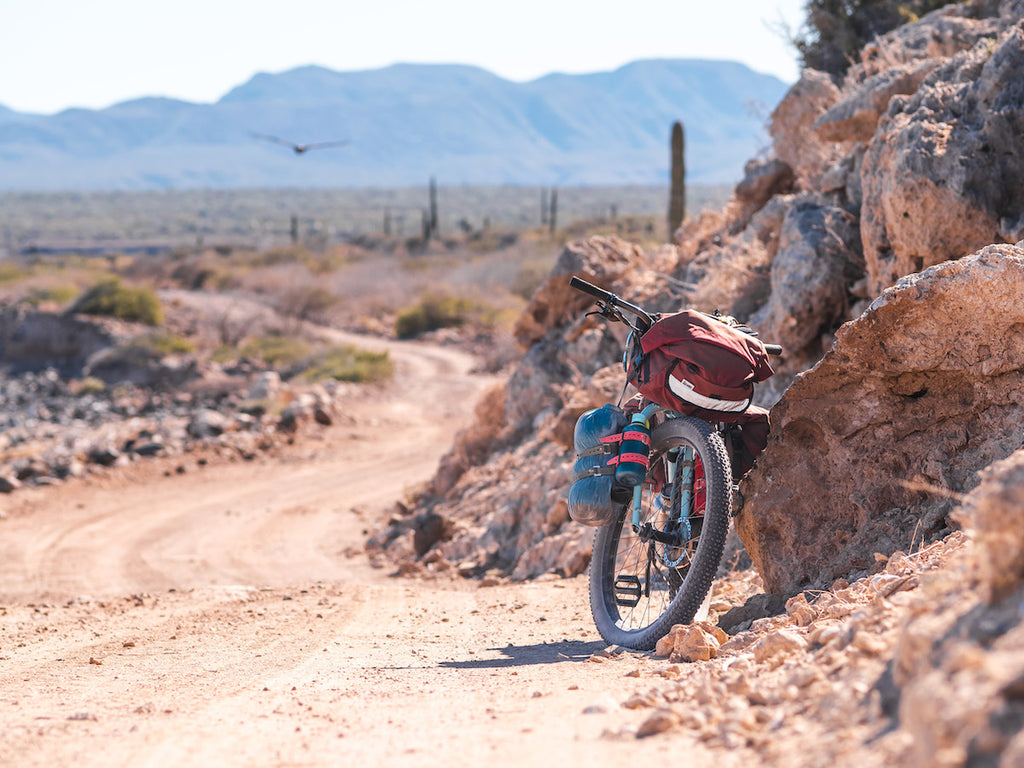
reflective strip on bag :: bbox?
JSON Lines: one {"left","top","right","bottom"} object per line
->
{"left": 668, "top": 374, "right": 751, "bottom": 413}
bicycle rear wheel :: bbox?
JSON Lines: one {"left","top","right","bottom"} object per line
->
{"left": 588, "top": 415, "right": 732, "bottom": 650}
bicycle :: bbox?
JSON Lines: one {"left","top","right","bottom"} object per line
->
{"left": 568, "top": 276, "right": 782, "bottom": 650}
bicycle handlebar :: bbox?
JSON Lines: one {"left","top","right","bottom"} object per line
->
{"left": 569, "top": 276, "right": 657, "bottom": 330}
{"left": 569, "top": 276, "right": 610, "bottom": 302}
{"left": 571, "top": 274, "right": 784, "bottom": 357}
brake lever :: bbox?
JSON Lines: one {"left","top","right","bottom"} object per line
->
{"left": 585, "top": 302, "right": 624, "bottom": 323}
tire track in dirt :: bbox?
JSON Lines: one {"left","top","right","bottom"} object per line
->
{"left": 0, "top": 335, "right": 704, "bottom": 767}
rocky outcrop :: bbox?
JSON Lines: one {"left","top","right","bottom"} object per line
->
{"left": 769, "top": 70, "right": 845, "bottom": 191}
{"left": 371, "top": 2, "right": 1024, "bottom": 595}
{"left": 890, "top": 448, "right": 1024, "bottom": 767}
{"left": 512, "top": 235, "right": 647, "bottom": 349}
{"left": 749, "top": 198, "right": 864, "bottom": 354}
{"left": 813, "top": 59, "right": 941, "bottom": 143}
{"left": 860, "top": 20, "right": 1024, "bottom": 295}
{"left": 0, "top": 308, "right": 119, "bottom": 376}
{"left": 736, "top": 245, "right": 1024, "bottom": 596}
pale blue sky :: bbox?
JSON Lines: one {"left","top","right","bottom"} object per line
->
{"left": 0, "top": 0, "right": 806, "bottom": 114}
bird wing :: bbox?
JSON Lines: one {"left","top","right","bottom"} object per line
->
{"left": 251, "top": 132, "right": 298, "bottom": 149}
{"left": 302, "top": 140, "right": 350, "bottom": 150}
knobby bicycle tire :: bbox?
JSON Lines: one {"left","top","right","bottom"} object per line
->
{"left": 588, "top": 415, "right": 732, "bottom": 650}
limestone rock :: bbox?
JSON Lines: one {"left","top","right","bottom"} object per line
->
{"left": 734, "top": 158, "right": 795, "bottom": 212}
{"left": 814, "top": 60, "right": 941, "bottom": 143}
{"left": 769, "top": 70, "right": 845, "bottom": 190}
{"left": 736, "top": 245, "right": 1024, "bottom": 596}
{"left": 954, "top": 449, "right": 1024, "bottom": 602}
{"left": 860, "top": 23, "right": 1024, "bottom": 296}
{"left": 0, "top": 308, "right": 119, "bottom": 377}
{"left": 513, "top": 235, "right": 646, "bottom": 348}
{"left": 247, "top": 371, "right": 281, "bottom": 400}
{"left": 751, "top": 629, "right": 807, "bottom": 663}
{"left": 188, "top": 408, "right": 229, "bottom": 439}
{"left": 749, "top": 198, "right": 864, "bottom": 354}
{"left": 655, "top": 622, "right": 728, "bottom": 662}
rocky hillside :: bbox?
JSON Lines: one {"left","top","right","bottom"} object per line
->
{"left": 370, "top": 3, "right": 1024, "bottom": 760}
{"left": 373, "top": 0, "right": 1024, "bottom": 579}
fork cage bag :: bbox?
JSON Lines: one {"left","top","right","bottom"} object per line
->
{"left": 568, "top": 404, "right": 630, "bottom": 526}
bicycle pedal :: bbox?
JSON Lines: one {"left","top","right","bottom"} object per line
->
{"left": 613, "top": 575, "right": 642, "bottom": 607}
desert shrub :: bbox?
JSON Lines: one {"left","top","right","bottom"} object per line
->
{"left": 0, "top": 263, "right": 28, "bottom": 283}
{"left": 299, "top": 344, "right": 393, "bottom": 383}
{"left": 133, "top": 330, "right": 195, "bottom": 356}
{"left": 280, "top": 284, "right": 338, "bottom": 320}
{"left": 237, "top": 334, "right": 313, "bottom": 368}
{"left": 72, "top": 277, "right": 163, "bottom": 325}
{"left": 394, "top": 291, "right": 499, "bottom": 339}
{"left": 72, "top": 376, "right": 106, "bottom": 395}
{"left": 28, "top": 285, "right": 79, "bottom": 306}
{"left": 794, "top": 0, "right": 953, "bottom": 77}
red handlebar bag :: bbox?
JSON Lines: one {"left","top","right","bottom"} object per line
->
{"left": 629, "top": 310, "right": 774, "bottom": 418}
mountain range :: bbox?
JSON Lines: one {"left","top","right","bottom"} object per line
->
{"left": 0, "top": 60, "right": 789, "bottom": 191}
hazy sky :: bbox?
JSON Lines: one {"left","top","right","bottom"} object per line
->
{"left": 0, "top": 0, "right": 807, "bottom": 114}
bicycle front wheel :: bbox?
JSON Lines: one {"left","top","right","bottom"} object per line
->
{"left": 588, "top": 415, "right": 732, "bottom": 650}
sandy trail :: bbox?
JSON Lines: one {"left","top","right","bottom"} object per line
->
{"left": 0, "top": 335, "right": 706, "bottom": 767}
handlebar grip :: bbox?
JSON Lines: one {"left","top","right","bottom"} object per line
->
{"left": 764, "top": 344, "right": 783, "bottom": 357}
{"left": 570, "top": 276, "right": 612, "bottom": 301}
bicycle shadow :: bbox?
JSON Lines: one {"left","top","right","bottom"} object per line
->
{"left": 439, "top": 639, "right": 607, "bottom": 669}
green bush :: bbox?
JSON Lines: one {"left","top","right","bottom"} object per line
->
{"left": 28, "top": 285, "right": 79, "bottom": 306}
{"left": 300, "top": 344, "right": 393, "bottom": 383}
{"left": 133, "top": 330, "right": 195, "bottom": 356}
{"left": 238, "top": 334, "right": 313, "bottom": 368}
{"left": 0, "top": 263, "right": 28, "bottom": 283}
{"left": 72, "top": 277, "right": 163, "bottom": 325}
{"left": 394, "top": 292, "right": 496, "bottom": 339}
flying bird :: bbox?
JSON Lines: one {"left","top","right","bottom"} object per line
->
{"left": 251, "top": 132, "right": 349, "bottom": 154}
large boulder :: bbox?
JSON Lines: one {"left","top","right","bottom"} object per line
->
{"left": 736, "top": 244, "right": 1024, "bottom": 596}
{"left": 512, "top": 235, "right": 647, "bottom": 348}
{"left": 769, "top": 70, "right": 846, "bottom": 191}
{"left": 0, "top": 308, "right": 118, "bottom": 376}
{"left": 860, "top": 21, "right": 1024, "bottom": 296}
{"left": 814, "top": 60, "right": 941, "bottom": 144}
{"left": 749, "top": 198, "right": 864, "bottom": 355}
{"left": 894, "top": 448, "right": 1024, "bottom": 767}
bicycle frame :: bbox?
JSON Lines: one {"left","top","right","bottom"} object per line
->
{"left": 629, "top": 403, "right": 695, "bottom": 552}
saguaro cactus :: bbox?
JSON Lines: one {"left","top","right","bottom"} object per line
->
{"left": 668, "top": 121, "right": 686, "bottom": 238}
{"left": 549, "top": 188, "right": 558, "bottom": 237}
{"left": 429, "top": 176, "right": 439, "bottom": 236}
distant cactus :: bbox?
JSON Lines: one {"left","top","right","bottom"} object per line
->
{"left": 429, "top": 176, "right": 438, "bottom": 236}
{"left": 549, "top": 188, "right": 558, "bottom": 237}
{"left": 290, "top": 214, "right": 299, "bottom": 245}
{"left": 541, "top": 188, "right": 549, "bottom": 226}
{"left": 668, "top": 121, "right": 686, "bottom": 238}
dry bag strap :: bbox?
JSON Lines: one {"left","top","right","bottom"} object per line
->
{"left": 572, "top": 464, "right": 618, "bottom": 483}
{"left": 576, "top": 433, "right": 622, "bottom": 459}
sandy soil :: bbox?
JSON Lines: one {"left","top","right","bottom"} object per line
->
{"left": 0, "top": 334, "right": 704, "bottom": 767}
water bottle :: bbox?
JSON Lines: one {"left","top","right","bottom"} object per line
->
{"left": 614, "top": 413, "right": 651, "bottom": 488}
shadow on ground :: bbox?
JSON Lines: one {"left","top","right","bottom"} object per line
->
{"left": 440, "top": 639, "right": 607, "bottom": 669}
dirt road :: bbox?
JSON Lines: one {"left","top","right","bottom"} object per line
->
{"left": 0, "top": 335, "right": 703, "bottom": 767}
